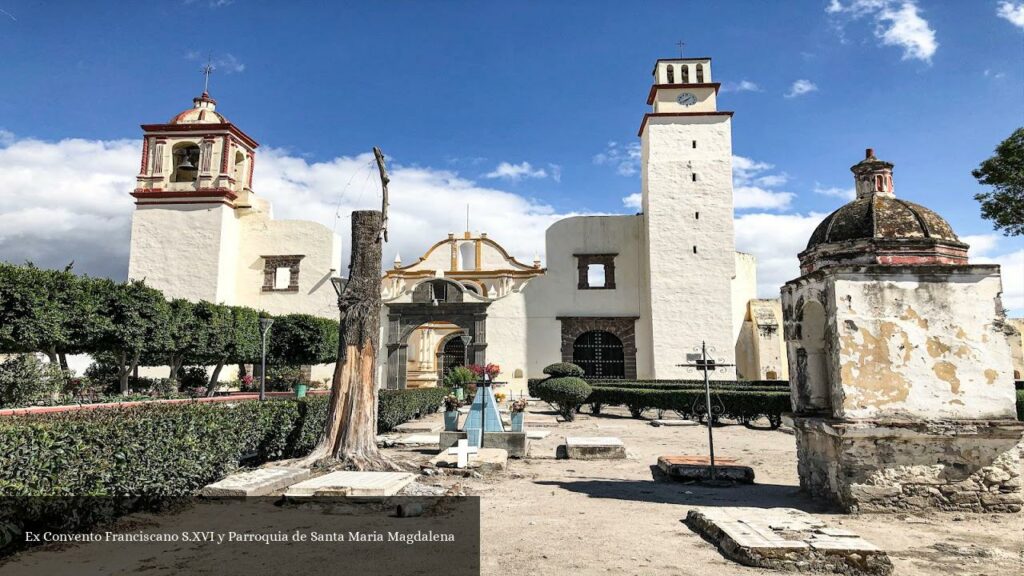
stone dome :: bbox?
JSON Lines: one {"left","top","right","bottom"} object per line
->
{"left": 169, "top": 92, "right": 228, "bottom": 124}
{"left": 806, "top": 194, "right": 960, "bottom": 250}
{"left": 798, "top": 149, "right": 969, "bottom": 274}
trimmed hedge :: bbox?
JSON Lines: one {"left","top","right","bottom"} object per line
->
{"left": 590, "top": 379, "right": 790, "bottom": 390}
{"left": 535, "top": 377, "right": 592, "bottom": 421}
{"left": 588, "top": 386, "right": 790, "bottom": 427}
{"left": 0, "top": 386, "right": 448, "bottom": 552}
{"left": 543, "top": 362, "right": 585, "bottom": 378}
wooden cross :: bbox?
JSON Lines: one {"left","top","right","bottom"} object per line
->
{"left": 676, "top": 40, "right": 686, "bottom": 58}
{"left": 446, "top": 438, "right": 479, "bottom": 469}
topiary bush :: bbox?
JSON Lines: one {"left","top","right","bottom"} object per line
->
{"left": 0, "top": 355, "right": 63, "bottom": 408}
{"left": 535, "top": 377, "right": 592, "bottom": 421}
{"left": 542, "top": 362, "right": 585, "bottom": 378}
{"left": 586, "top": 386, "right": 790, "bottom": 427}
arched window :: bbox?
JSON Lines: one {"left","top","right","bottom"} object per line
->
{"left": 171, "top": 142, "right": 200, "bottom": 183}
{"left": 459, "top": 242, "right": 476, "bottom": 271}
{"left": 573, "top": 330, "right": 625, "bottom": 379}
{"left": 461, "top": 282, "right": 480, "bottom": 295}
{"left": 666, "top": 65, "right": 675, "bottom": 84}
{"left": 441, "top": 336, "right": 467, "bottom": 376}
{"left": 680, "top": 65, "right": 690, "bottom": 84}
{"left": 695, "top": 63, "right": 705, "bottom": 83}
{"left": 233, "top": 150, "right": 246, "bottom": 183}
{"left": 796, "top": 301, "right": 832, "bottom": 414}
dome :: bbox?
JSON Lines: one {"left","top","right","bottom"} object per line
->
{"left": 169, "top": 92, "right": 228, "bottom": 124}
{"left": 806, "top": 194, "right": 960, "bottom": 250}
{"left": 798, "top": 149, "right": 969, "bottom": 274}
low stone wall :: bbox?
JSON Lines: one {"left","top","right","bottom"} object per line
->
{"left": 788, "top": 415, "right": 1024, "bottom": 513}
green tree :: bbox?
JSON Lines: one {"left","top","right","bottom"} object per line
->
{"left": 267, "top": 314, "right": 339, "bottom": 367}
{"left": 199, "top": 304, "right": 261, "bottom": 395}
{"left": 94, "top": 279, "right": 171, "bottom": 393}
{"left": 159, "top": 299, "right": 205, "bottom": 386}
{"left": 0, "top": 263, "right": 65, "bottom": 358}
{"left": 973, "top": 127, "right": 1024, "bottom": 236}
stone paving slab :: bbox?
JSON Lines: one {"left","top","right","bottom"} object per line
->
{"left": 658, "top": 455, "right": 755, "bottom": 483}
{"left": 524, "top": 416, "right": 559, "bottom": 428}
{"left": 395, "top": 434, "right": 440, "bottom": 446}
{"left": 201, "top": 467, "right": 311, "bottom": 497}
{"left": 651, "top": 419, "right": 699, "bottom": 427}
{"left": 428, "top": 448, "right": 508, "bottom": 473}
{"left": 393, "top": 420, "right": 443, "bottom": 433}
{"left": 284, "top": 471, "right": 416, "bottom": 498}
{"left": 685, "top": 507, "right": 891, "bottom": 575}
{"left": 564, "top": 436, "right": 626, "bottom": 460}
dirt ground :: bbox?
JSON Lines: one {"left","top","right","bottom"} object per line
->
{"left": 3, "top": 404, "right": 1023, "bottom": 575}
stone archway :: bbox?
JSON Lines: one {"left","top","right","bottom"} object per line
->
{"left": 557, "top": 316, "right": 639, "bottom": 379}
{"left": 385, "top": 279, "right": 490, "bottom": 389}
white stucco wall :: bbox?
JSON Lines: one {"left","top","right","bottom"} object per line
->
{"left": 732, "top": 252, "right": 758, "bottom": 346}
{"left": 128, "top": 204, "right": 234, "bottom": 302}
{"left": 640, "top": 115, "right": 736, "bottom": 378}
{"left": 522, "top": 215, "right": 646, "bottom": 377}
{"left": 234, "top": 209, "right": 341, "bottom": 319}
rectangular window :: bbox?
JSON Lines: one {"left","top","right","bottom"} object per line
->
{"left": 262, "top": 255, "right": 305, "bottom": 292}
{"left": 575, "top": 254, "right": 617, "bottom": 290}
{"left": 692, "top": 140, "right": 697, "bottom": 149}
{"left": 692, "top": 173, "right": 698, "bottom": 182}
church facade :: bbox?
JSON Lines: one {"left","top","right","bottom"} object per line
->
{"left": 126, "top": 57, "right": 786, "bottom": 391}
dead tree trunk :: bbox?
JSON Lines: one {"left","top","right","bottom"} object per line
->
{"left": 302, "top": 210, "right": 396, "bottom": 470}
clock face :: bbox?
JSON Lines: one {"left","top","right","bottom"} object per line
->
{"left": 676, "top": 92, "right": 698, "bottom": 106}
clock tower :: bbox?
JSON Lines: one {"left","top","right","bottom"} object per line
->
{"left": 638, "top": 57, "right": 736, "bottom": 378}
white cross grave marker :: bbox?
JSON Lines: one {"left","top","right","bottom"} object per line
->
{"left": 446, "top": 439, "right": 479, "bottom": 469}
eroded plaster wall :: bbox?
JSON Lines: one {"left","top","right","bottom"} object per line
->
{"left": 831, "top": 267, "right": 1016, "bottom": 420}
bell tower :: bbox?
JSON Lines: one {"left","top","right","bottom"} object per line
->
{"left": 638, "top": 56, "right": 737, "bottom": 378}
{"left": 127, "top": 90, "right": 260, "bottom": 303}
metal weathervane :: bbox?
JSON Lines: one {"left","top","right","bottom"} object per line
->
{"left": 677, "top": 341, "right": 734, "bottom": 480}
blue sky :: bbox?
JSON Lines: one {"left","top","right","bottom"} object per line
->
{"left": 0, "top": 0, "right": 1022, "bottom": 311}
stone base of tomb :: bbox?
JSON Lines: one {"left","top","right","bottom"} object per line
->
{"left": 786, "top": 414, "right": 1024, "bottom": 513}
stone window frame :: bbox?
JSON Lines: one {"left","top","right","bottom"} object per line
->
{"left": 262, "top": 255, "right": 305, "bottom": 293}
{"left": 575, "top": 253, "right": 617, "bottom": 290}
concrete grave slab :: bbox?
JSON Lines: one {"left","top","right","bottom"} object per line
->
{"left": 393, "top": 420, "right": 443, "bottom": 434}
{"left": 685, "top": 507, "right": 891, "bottom": 575}
{"left": 651, "top": 419, "right": 699, "bottom": 427}
{"left": 284, "top": 471, "right": 416, "bottom": 498}
{"left": 395, "top": 434, "right": 440, "bottom": 446}
{"left": 564, "top": 437, "right": 626, "bottom": 460}
{"left": 429, "top": 448, "right": 508, "bottom": 473}
{"left": 439, "top": 430, "right": 529, "bottom": 458}
{"left": 201, "top": 467, "right": 311, "bottom": 497}
{"left": 526, "top": 430, "right": 551, "bottom": 440}
{"left": 524, "top": 415, "right": 559, "bottom": 428}
{"left": 658, "top": 455, "right": 755, "bottom": 483}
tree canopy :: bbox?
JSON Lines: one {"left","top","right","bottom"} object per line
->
{"left": 973, "top": 127, "right": 1024, "bottom": 236}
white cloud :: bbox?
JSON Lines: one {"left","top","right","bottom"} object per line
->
{"left": 735, "top": 212, "right": 828, "bottom": 297}
{"left": 813, "top": 183, "right": 856, "bottom": 200}
{"left": 732, "top": 155, "right": 796, "bottom": 210}
{"left": 0, "top": 132, "right": 576, "bottom": 280}
{"left": 998, "top": 1, "right": 1024, "bottom": 28}
{"left": 721, "top": 80, "right": 762, "bottom": 93}
{"left": 827, "top": 1, "right": 938, "bottom": 63}
{"left": 983, "top": 69, "right": 1007, "bottom": 79}
{"left": 593, "top": 141, "right": 641, "bottom": 176}
{"left": 483, "top": 161, "right": 550, "bottom": 181}
{"left": 185, "top": 51, "right": 245, "bottom": 74}
{"left": 962, "top": 234, "right": 1000, "bottom": 258}
{"left": 622, "top": 192, "right": 642, "bottom": 210}
{"left": 785, "top": 79, "right": 818, "bottom": 98}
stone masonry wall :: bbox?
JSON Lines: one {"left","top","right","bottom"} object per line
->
{"left": 792, "top": 418, "right": 1024, "bottom": 513}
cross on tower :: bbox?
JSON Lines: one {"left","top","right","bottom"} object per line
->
{"left": 676, "top": 40, "right": 686, "bottom": 58}
{"left": 201, "top": 56, "right": 215, "bottom": 94}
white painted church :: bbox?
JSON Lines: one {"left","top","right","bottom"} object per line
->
{"left": 127, "top": 56, "right": 786, "bottom": 392}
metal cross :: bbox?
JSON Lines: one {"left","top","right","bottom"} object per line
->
{"left": 676, "top": 40, "right": 686, "bottom": 58}
{"left": 201, "top": 56, "right": 215, "bottom": 93}
{"left": 677, "top": 341, "right": 735, "bottom": 480}
{"left": 446, "top": 438, "right": 478, "bottom": 469}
